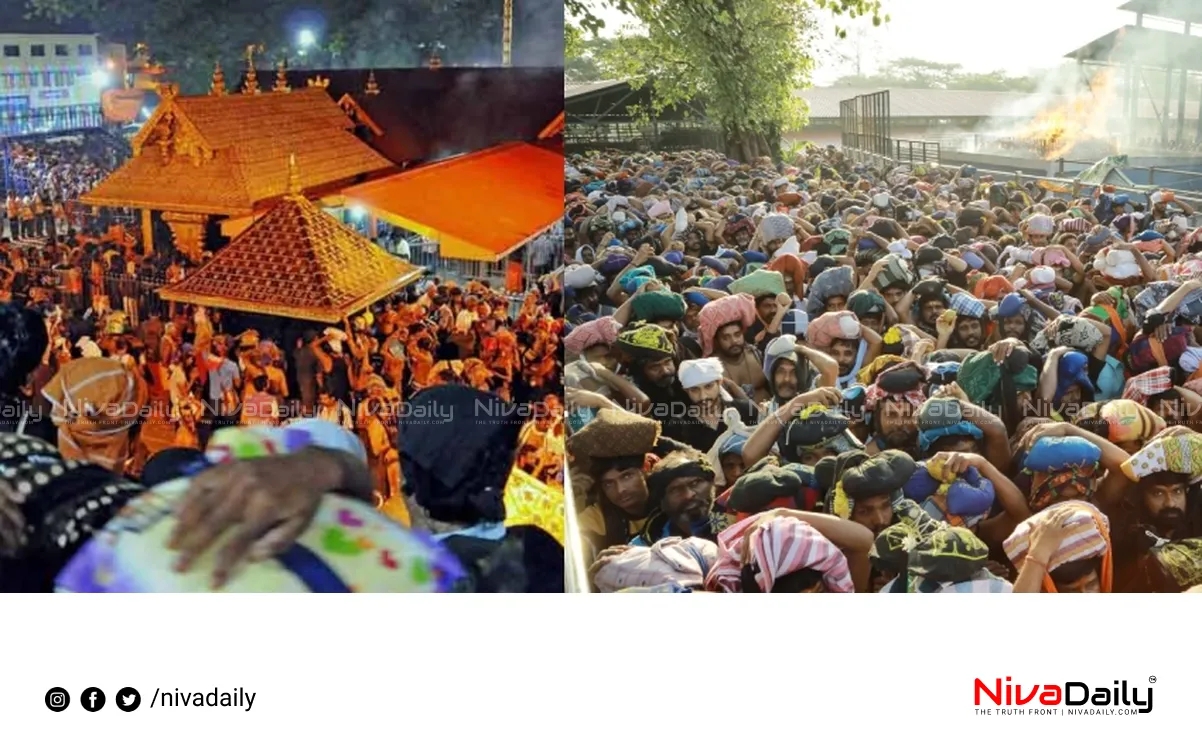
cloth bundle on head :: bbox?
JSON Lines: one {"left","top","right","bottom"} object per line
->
{"left": 725, "top": 464, "right": 807, "bottom": 518}
{"left": 1030, "top": 316, "right": 1104, "bottom": 356}
{"left": 615, "top": 323, "right": 675, "bottom": 362}
{"left": 827, "top": 450, "right": 916, "bottom": 519}
{"left": 1122, "top": 367, "right": 1172, "bottom": 406}
{"left": 805, "top": 310, "right": 861, "bottom": 349}
{"left": 1120, "top": 432, "right": 1202, "bottom": 483}
{"left": 759, "top": 214, "right": 795, "bottom": 243}
{"left": 1143, "top": 539, "right": 1202, "bottom": 593}
{"left": 1054, "top": 351, "right": 1096, "bottom": 405}
{"left": 619, "top": 266, "right": 657, "bottom": 294}
{"left": 974, "top": 275, "right": 1013, "bottom": 300}
{"left": 592, "top": 537, "right": 717, "bottom": 592}
{"left": 767, "top": 253, "right": 807, "bottom": 292}
{"left": 564, "top": 264, "right": 601, "bottom": 289}
{"left": 645, "top": 451, "right": 715, "bottom": 507}
{"left": 398, "top": 386, "right": 522, "bottom": 526}
{"left": 904, "top": 458, "right": 995, "bottom": 529}
{"left": 1132, "top": 282, "right": 1178, "bottom": 327}
{"left": 857, "top": 354, "right": 906, "bottom": 386}
{"left": 1033, "top": 246, "right": 1070, "bottom": 267}
{"left": 677, "top": 357, "right": 724, "bottom": 390}
{"left": 863, "top": 362, "right": 928, "bottom": 413}
{"left": 1003, "top": 500, "right": 1112, "bottom": 593}
{"left": 804, "top": 265, "right": 855, "bottom": 316}
{"left": 1025, "top": 214, "right": 1055, "bottom": 236}
{"left": 728, "top": 269, "right": 786, "bottom": 299}
{"left": 875, "top": 524, "right": 1007, "bottom": 592}
{"left": 916, "top": 397, "right": 984, "bottom": 452}
{"left": 1022, "top": 435, "right": 1101, "bottom": 511}
{"left": 697, "top": 293, "right": 757, "bottom": 355}
{"left": 42, "top": 357, "right": 148, "bottom": 475}
{"left": 777, "top": 405, "right": 861, "bottom": 464}
{"left": 631, "top": 290, "right": 687, "bottom": 322}
{"left": 569, "top": 406, "right": 661, "bottom": 478}
{"left": 563, "top": 317, "right": 621, "bottom": 358}
{"left": 846, "top": 290, "right": 886, "bottom": 319}
{"left": 948, "top": 292, "right": 986, "bottom": 319}
{"left": 823, "top": 228, "right": 852, "bottom": 255}
{"left": 875, "top": 254, "right": 914, "bottom": 291}
{"left": 706, "top": 514, "right": 855, "bottom": 593}
{"left": 1075, "top": 399, "right": 1165, "bottom": 446}
{"left": 957, "top": 349, "right": 1039, "bottom": 406}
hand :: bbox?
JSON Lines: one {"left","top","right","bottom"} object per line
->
{"left": 588, "top": 544, "right": 634, "bottom": 589}
{"left": 936, "top": 309, "right": 957, "bottom": 337}
{"left": 633, "top": 245, "right": 653, "bottom": 266}
{"left": 1156, "top": 322, "right": 1170, "bottom": 342}
{"left": 167, "top": 450, "right": 344, "bottom": 588}
{"left": 0, "top": 483, "right": 25, "bottom": 558}
{"left": 637, "top": 279, "right": 664, "bottom": 295}
{"left": 1090, "top": 291, "right": 1114, "bottom": 307}
{"left": 932, "top": 381, "right": 969, "bottom": 402}
{"left": 789, "top": 387, "right": 842, "bottom": 412}
{"left": 1028, "top": 509, "right": 1075, "bottom": 562}
{"left": 911, "top": 339, "right": 935, "bottom": 361}
{"left": 1148, "top": 423, "right": 1196, "bottom": 443}
{"left": 989, "top": 338, "right": 1023, "bottom": 364}
{"left": 776, "top": 292, "right": 793, "bottom": 309}
{"left": 929, "top": 450, "right": 986, "bottom": 475}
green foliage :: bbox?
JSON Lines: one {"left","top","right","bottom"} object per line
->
{"left": 24, "top": 0, "right": 524, "bottom": 95}
{"left": 833, "top": 58, "right": 1038, "bottom": 92}
{"left": 566, "top": 35, "right": 618, "bottom": 82}
{"left": 599, "top": 0, "right": 883, "bottom": 160}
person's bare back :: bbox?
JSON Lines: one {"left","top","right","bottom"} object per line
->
{"left": 721, "top": 348, "right": 769, "bottom": 403}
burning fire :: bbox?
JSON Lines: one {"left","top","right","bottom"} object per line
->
{"left": 1014, "top": 68, "right": 1119, "bottom": 161}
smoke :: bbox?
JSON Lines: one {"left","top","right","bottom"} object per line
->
{"left": 969, "top": 26, "right": 1193, "bottom": 161}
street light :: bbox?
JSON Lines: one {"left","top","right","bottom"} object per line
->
{"left": 298, "top": 28, "right": 316, "bottom": 48}
{"left": 90, "top": 69, "right": 111, "bottom": 87}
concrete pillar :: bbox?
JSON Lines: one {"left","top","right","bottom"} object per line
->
{"left": 1162, "top": 66, "right": 1173, "bottom": 145}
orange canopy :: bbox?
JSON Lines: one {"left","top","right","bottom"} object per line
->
{"left": 341, "top": 142, "right": 562, "bottom": 261}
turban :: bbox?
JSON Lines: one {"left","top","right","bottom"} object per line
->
{"left": 974, "top": 275, "right": 1013, "bottom": 300}
{"left": 631, "top": 290, "right": 687, "bottom": 322}
{"left": 1120, "top": 432, "right": 1202, "bottom": 483}
{"left": 592, "top": 537, "right": 718, "bottom": 592}
{"left": 615, "top": 323, "right": 675, "bottom": 362}
{"left": 706, "top": 514, "right": 855, "bottom": 593}
{"left": 846, "top": 290, "right": 886, "bottom": 318}
{"left": 677, "top": 357, "right": 725, "bottom": 389}
{"left": 43, "top": 357, "right": 148, "bottom": 475}
{"left": 563, "top": 317, "right": 621, "bottom": 358}
{"left": 728, "top": 269, "right": 786, "bottom": 299}
{"left": 806, "top": 310, "right": 861, "bottom": 349}
{"left": 804, "top": 265, "right": 855, "bottom": 316}
{"left": 1004, "top": 500, "right": 1112, "bottom": 593}
{"left": 697, "top": 293, "right": 757, "bottom": 355}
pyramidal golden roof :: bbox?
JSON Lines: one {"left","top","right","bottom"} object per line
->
{"left": 159, "top": 191, "right": 422, "bottom": 323}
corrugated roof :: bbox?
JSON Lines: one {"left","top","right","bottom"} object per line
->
{"left": 158, "top": 191, "right": 422, "bottom": 322}
{"left": 564, "top": 79, "right": 625, "bottom": 98}
{"left": 342, "top": 141, "right": 562, "bottom": 261}
{"left": 1118, "top": 0, "right": 1202, "bottom": 23}
{"left": 82, "top": 87, "right": 393, "bottom": 215}
{"left": 1064, "top": 25, "right": 1202, "bottom": 71}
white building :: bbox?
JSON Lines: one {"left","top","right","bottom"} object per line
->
{"left": 0, "top": 10, "right": 114, "bottom": 135}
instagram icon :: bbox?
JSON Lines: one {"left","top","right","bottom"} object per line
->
{"left": 44, "top": 687, "right": 70, "bottom": 712}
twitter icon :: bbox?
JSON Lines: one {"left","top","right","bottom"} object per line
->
{"left": 116, "top": 687, "right": 141, "bottom": 712}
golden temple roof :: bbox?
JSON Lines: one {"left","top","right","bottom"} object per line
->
{"left": 158, "top": 187, "right": 422, "bottom": 323}
{"left": 83, "top": 87, "right": 393, "bottom": 215}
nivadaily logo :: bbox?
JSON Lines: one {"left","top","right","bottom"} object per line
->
{"left": 974, "top": 677, "right": 1154, "bottom": 716}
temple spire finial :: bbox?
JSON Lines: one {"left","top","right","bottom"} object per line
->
{"left": 288, "top": 153, "right": 302, "bottom": 196}
{"left": 365, "top": 70, "right": 380, "bottom": 96}
{"left": 210, "top": 60, "right": 226, "bottom": 95}
{"left": 274, "top": 59, "right": 290, "bottom": 92}
{"left": 242, "top": 44, "right": 263, "bottom": 95}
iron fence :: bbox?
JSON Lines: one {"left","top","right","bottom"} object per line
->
{"left": 893, "top": 139, "right": 941, "bottom": 165}
{"left": 0, "top": 105, "right": 104, "bottom": 138}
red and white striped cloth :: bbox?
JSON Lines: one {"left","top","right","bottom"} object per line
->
{"left": 1122, "top": 366, "right": 1173, "bottom": 405}
{"left": 1003, "top": 500, "right": 1110, "bottom": 574}
{"left": 706, "top": 514, "right": 854, "bottom": 593}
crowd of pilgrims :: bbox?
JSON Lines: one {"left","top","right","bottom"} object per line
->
{"left": 3, "top": 133, "right": 125, "bottom": 242}
{"left": 562, "top": 145, "right": 1202, "bottom": 594}
{"left": 0, "top": 221, "right": 565, "bottom": 592}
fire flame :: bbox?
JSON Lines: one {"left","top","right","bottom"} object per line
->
{"left": 1014, "top": 68, "right": 1119, "bottom": 160}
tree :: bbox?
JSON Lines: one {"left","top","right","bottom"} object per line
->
{"left": 24, "top": 0, "right": 546, "bottom": 95}
{"left": 832, "top": 59, "right": 1037, "bottom": 92}
{"left": 597, "top": 0, "right": 885, "bottom": 163}
{"left": 566, "top": 36, "right": 617, "bottom": 82}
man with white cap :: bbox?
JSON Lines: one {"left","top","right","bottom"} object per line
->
{"left": 661, "top": 357, "right": 759, "bottom": 452}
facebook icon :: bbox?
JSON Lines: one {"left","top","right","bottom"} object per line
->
{"left": 81, "top": 687, "right": 106, "bottom": 712}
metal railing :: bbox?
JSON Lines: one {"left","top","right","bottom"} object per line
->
{"left": 893, "top": 139, "right": 941, "bottom": 165}
{"left": 0, "top": 104, "right": 104, "bottom": 137}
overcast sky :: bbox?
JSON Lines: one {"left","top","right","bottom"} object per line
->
{"left": 574, "top": 0, "right": 1197, "bottom": 84}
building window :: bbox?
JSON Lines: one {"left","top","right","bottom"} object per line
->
{"left": 55, "top": 44, "right": 69, "bottom": 57}
{"left": 42, "top": 71, "right": 52, "bottom": 87}
{"left": 2, "top": 46, "right": 18, "bottom": 58}
{"left": 30, "top": 45, "right": 45, "bottom": 57}
{"left": 78, "top": 44, "right": 93, "bottom": 56}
